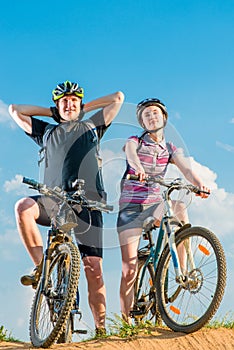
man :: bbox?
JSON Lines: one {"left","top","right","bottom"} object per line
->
{"left": 9, "top": 80, "right": 124, "bottom": 336}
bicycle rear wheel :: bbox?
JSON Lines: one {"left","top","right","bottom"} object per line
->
{"left": 30, "top": 242, "right": 80, "bottom": 347}
{"left": 156, "top": 226, "right": 226, "bottom": 333}
{"left": 132, "top": 252, "right": 161, "bottom": 324}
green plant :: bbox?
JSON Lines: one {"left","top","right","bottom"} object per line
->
{"left": 0, "top": 325, "right": 19, "bottom": 342}
{"left": 206, "top": 312, "right": 234, "bottom": 329}
{"left": 107, "top": 314, "right": 155, "bottom": 338}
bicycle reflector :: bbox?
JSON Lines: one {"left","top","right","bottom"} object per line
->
{"left": 198, "top": 244, "right": 210, "bottom": 256}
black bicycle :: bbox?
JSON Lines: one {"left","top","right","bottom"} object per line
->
{"left": 22, "top": 177, "right": 113, "bottom": 348}
{"left": 129, "top": 175, "right": 227, "bottom": 333}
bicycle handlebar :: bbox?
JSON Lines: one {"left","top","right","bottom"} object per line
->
{"left": 22, "top": 177, "right": 114, "bottom": 213}
{"left": 126, "top": 174, "right": 210, "bottom": 196}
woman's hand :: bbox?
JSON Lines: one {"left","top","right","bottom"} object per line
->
{"left": 196, "top": 186, "right": 210, "bottom": 199}
{"left": 134, "top": 166, "right": 146, "bottom": 182}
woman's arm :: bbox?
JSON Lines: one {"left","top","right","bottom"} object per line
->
{"left": 125, "top": 140, "right": 146, "bottom": 181}
{"left": 172, "top": 150, "right": 210, "bottom": 197}
{"left": 8, "top": 104, "right": 52, "bottom": 134}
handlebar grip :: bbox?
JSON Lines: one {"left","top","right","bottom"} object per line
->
{"left": 196, "top": 189, "right": 210, "bottom": 195}
{"left": 126, "top": 174, "right": 140, "bottom": 181}
{"left": 22, "top": 177, "right": 42, "bottom": 190}
{"left": 104, "top": 204, "right": 114, "bottom": 211}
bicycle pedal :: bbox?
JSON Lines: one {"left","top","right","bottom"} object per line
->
{"left": 130, "top": 310, "right": 144, "bottom": 317}
{"left": 73, "top": 329, "right": 87, "bottom": 334}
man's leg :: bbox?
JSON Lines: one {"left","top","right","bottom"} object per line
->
{"left": 15, "top": 197, "right": 43, "bottom": 266}
{"left": 82, "top": 256, "right": 106, "bottom": 329}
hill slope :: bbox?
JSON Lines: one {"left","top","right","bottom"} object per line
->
{"left": 1, "top": 328, "right": 234, "bottom": 350}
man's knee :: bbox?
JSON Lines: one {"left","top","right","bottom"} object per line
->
{"left": 15, "top": 197, "right": 38, "bottom": 219}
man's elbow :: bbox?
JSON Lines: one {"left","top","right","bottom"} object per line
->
{"left": 8, "top": 104, "right": 15, "bottom": 117}
{"left": 114, "top": 91, "right": 125, "bottom": 104}
{"left": 8, "top": 104, "right": 19, "bottom": 118}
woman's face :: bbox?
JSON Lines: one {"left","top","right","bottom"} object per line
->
{"left": 141, "top": 105, "right": 165, "bottom": 130}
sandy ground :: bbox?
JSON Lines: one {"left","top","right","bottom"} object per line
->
{"left": 1, "top": 328, "right": 234, "bottom": 350}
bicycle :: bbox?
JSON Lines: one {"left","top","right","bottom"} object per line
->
{"left": 22, "top": 176, "right": 113, "bottom": 348}
{"left": 128, "top": 175, "right": 227, "bottom": 333}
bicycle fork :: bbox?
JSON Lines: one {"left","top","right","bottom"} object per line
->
{"left": 164, "top": 216, "right": 197, "bottom": 287}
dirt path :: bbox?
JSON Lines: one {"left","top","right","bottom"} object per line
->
{"left": 1, "top": 328, "right": 234, "bottom": 350}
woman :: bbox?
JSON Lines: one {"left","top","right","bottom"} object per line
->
{"left": 117, "top": 98, "right": 209, "bottom": 323}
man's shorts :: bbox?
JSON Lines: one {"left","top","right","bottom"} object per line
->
{"left": 30, "top": 195, "right": 103, "bottom": 258}
{"left": 117, "top": 202, "right": 164, "bottom": 234}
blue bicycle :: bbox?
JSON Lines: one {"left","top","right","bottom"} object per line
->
{"left": 129, "top": 175, "right": 226, "bottom": 333}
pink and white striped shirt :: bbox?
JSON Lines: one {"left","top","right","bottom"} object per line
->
{"left": 119, "top": 134, "right": 178, "bottom": 204}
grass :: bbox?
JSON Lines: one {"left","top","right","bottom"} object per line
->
{"left": 1, "top": 312, "right": 233, "bottom": 344}
{"left": 0, "top": 325, "right": 20, "bottom": 342}
{"left": 206, "top": 312, "right": 234, "bottom": 330}
{"left": 107, "top": 314, "right": 157, "bottom": 338}
{"left": 106, "top": 312, "right": 234, "bottom": 340}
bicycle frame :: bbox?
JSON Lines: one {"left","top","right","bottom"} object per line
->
{"left": 137, "top": 185, "right": 196, "bottom": 299}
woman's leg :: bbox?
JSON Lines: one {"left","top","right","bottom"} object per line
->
{"left": 118, "top": 228, "right": 142, "bottom": 323}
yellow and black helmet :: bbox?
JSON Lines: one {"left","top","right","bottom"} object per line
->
{"left": 52, "top": 80, "right": 84, "bottom": 101}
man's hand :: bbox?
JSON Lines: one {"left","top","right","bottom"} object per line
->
{"left": 50, "top": 107, "right": 61, "bottom": 123}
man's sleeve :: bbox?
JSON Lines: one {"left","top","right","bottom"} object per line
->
{"left": 89, "top": 109, "right": 110, "bottom": 139}
{"left": 25, "top": 117, "right": 49, "bottom": 147}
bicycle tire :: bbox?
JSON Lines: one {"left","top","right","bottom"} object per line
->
{"left": 155, "top": 226, "right": 226, "bottom": 333}
{"left": 30, "top": 242, "right": 80, "bottom": 347}
{"left": 132, "top": 255, "right": 161, "bottom": 324}
{"left": 57, "top": 314, "right": 72, "bottom": 344}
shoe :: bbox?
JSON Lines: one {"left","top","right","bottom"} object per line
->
{"left": 95, "top": 327, "right": 106, "bottom": 338}
{"left": 20, "top": 266, "right": 39, "bottom": 287}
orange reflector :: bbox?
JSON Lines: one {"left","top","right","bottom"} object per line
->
{"left": 149, "top": 278, "right": 153, "bottom": 287}
{"left": 170, "top": 305, "right": 180, "bottom": 315}
{"left": 198, "top": 244, "right": 210, "bottom": 256}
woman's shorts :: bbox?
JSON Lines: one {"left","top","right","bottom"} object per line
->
{"left": 117, "top": 202, "right": 164, "bottom": 234}
{"left": 30, "top": 195, "right": 103, "bottom": 258}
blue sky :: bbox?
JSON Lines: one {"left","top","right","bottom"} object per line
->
{"left": 0, "top": 0, "right": 234, "bottom": 342}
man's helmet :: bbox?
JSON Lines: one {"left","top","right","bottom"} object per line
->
{"left": 136, "top": 98, "right": 168, "bottom": 127}
{"left": 52, "top": 80, "right": 84, "bottom": 101}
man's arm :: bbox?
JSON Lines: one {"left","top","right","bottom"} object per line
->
{"left": 8, "top": 104, "right": 52, "bottom": 134}
{"left": 83, "top": 91, "right": 124, "bottom": 125}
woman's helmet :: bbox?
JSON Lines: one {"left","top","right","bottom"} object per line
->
{"left": 52, "top": 80, "right": 84, "bottom": 101}
{"left": 136, "top": 98, "right": 168, "bottom": 127}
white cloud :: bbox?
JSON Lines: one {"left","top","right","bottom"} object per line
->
{"left": 3, "top": 174, "right": 25, "bottom": 194}
{"left": 173, "top": 111, "right": 182, "bottom": 120}
{"left": 216, "top": 141, "right": 234, "bottom": 153}
{"left": 0, "top": 99, "right": 16, "bottom": 128}
{"left": 230, "top": 118, "right": 234, "bottom": 124}
{"left": 102, "top": 148, "right": 126, "bottom": 207}
{"left": 166, "top": 157, "right": 234, "bottom": 239}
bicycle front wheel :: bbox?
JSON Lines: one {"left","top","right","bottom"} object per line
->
{"left": 132, "top": 253, "right": 161, "bottom": 324}
{"left": 156, "top": 226, "right": 226, "bottom": 333}
{"left": 30, "top": 242, "right": 80, "bottom": 348}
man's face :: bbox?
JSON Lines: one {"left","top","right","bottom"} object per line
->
{"left": 57, "top": 94, "right": 82, "bottom": 121}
